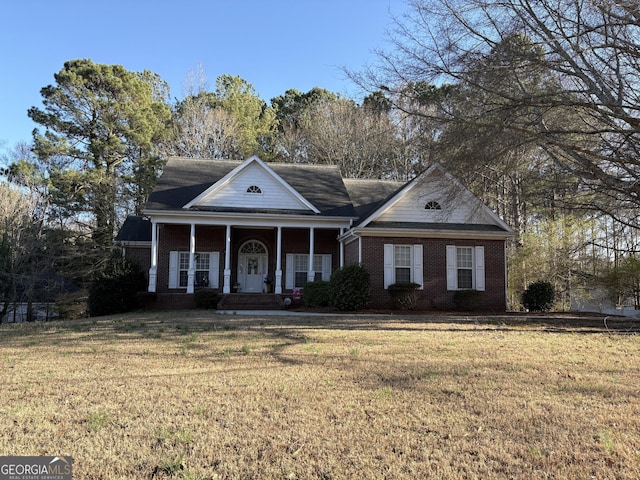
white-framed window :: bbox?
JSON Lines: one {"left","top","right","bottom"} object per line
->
{"left": 285, "top": 254, "right": 332, "bottom": 289}
{"left": 383, "top": 244, "right": 423, "bottom": 289}
{"left": 169, "top": 251, "right": 220, "bottom": 289}
{"left": 246, "top": 185, "right": 262, "bottom": 194}
{"left": 446, "top": 245, "right": 485, "bottom": 291}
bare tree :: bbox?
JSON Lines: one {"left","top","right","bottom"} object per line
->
{"left": 362, "top": 0, "right": 640, "bottom": 226}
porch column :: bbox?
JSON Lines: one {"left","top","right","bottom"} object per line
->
{"left": 275, "top": 226, "right": 282, "bottom": 294}
{"left": 223, "top": 224, "right": 231, "bottom": 293}
{"left": 148, "top": 221, "right": 158, "bottom": 292}
{"left": 187, "top": 223, "right": 196, "bottom": 294}
{"left": 358, "top": 237, "right": 363, "bottom": 264}
{"left": 339, "top": 228, "right": 345, "bottom": 267}
{"left": 307, "top": 227, "right": 315, "bottom": 283}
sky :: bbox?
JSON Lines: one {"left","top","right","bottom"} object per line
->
{"left": 0, "top": 0, "right": 408, "bottom": 152}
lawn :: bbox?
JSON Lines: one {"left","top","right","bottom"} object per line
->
{"left": 1, "top": 311, "right": 639, "bottom": 479}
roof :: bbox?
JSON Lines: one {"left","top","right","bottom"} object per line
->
{"left": 145, "top": 157, "right": 356, "bottom": 217}
{"left": 343, "top": 178, "right": 405, "bottom": 220}
{"left": 115, "top": 216, "right": 152, "bottom": 242}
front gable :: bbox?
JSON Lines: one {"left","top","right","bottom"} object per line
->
{"left": 184, "top": 156, "right": 320, "bottom": 213}
{"left": 356, "top": 164, "right": 512, "bottom": 234}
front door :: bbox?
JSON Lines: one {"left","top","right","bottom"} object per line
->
{"left": 238, "top": 241, "right": 268, "bottom": 293}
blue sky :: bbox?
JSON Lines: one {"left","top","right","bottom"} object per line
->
{"left": 0, "top": 0, "right": 407, "bottom": 151}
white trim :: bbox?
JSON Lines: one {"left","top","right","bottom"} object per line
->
{"left": 182, "top": 155, "right": 321, "bottom": 213}
{"left": 413, "top": 244, "right": 424, "bottom": 289}
{"left": 169, "top": 251, "right": 179, "bottom": 289}
{"left": 475, "top": 246, "right": 485, "bottom": 291}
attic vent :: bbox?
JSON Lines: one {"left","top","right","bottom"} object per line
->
{"left": 246, "top": 185, "right": 262, "bottom": 194}
{"left": 425, "top": 201, "right": 441, "bottom": 210}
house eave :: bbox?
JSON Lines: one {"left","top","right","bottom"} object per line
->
{"left": 341, "top": 226, "right": 515, "bottom": 241}
{"left": 142, "top": 208, "right": 356, "bottom": 228}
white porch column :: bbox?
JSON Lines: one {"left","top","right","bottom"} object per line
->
{"left": 275, "top": 226, "right": 283, "bottom": 294}
{"left": 307, "top": 227, "right": 315, "bottom": 283}
{"left": 339, "top": 228, "right": 345, "bottom": 267}
{"left": 187, "top": 223, "right": 196, "bottom": 294}
{"left": 223, "top": 224, "right": 232, "bottom": 293}
{"left": 148, "top": 221, "right": 158, "bottom": 292}
{"left": 358, "top": 237, "right": 362, "bottom": 264}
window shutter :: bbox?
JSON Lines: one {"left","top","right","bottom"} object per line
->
{"left": 383, "top": 244, "right": 393, "bottom": 289}
{"left": 446, "top": 245, "right": 456, "bottom": 290}
{"left": 413, "top": 244, "right": 423, "bottom": 289}
{"left": 322, "top": 255, "right": 332, "bottom": 281}
{"left": 475, "top": 246, "right": 485, "bottom": 291}
{"left": 285, "top": 254, "right": 294, "bottom": 290}
{"left": 209, "top": 252, "right": 220, "bottom": 289}
{"left": 168, "top": 251, "right": 179, "bottom": 289}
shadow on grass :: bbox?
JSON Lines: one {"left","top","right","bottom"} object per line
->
{"left": 1, "top": 310, "right": 637, "bottom": 349}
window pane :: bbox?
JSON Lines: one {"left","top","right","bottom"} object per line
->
{"left": 295, "top": 254, "right": 308, "bottom": 271}
{"left": 457, "top": 269, "right": 473, "bottom": 289}
{"left": 395, "top": 267, "right": 411, "bottom": 283}
{"left": 457, "top": 247, "right": 472, "bottom": 268}
{"left": 195, "top": 253, "right": 209, "bottom": 270}
{"left": 195, "top": 271, "right": 209, "bottom": 287}
{"left": 394, "top": 245, "right": 411, "bottom": 267}
{"left": 179, "top": 252, "right": 189, "bottom": 270}
{"left": 294, "top": 272, "right": 307, "bottom": 288}
{"left": 179, "top": 271, "right": 188, "bottom": 288}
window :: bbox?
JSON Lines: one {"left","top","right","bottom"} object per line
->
{"left": 456, "top": 247, "right": 473, "bottom": 289}
{"left": 246, "top": 185, "right": 262, "bottom": 194}
{"left": 383, "top": 244, "right": 423, "bottom": 289}
{"left": 425, "top": 200, "right": 441, "bottom": 210}
{"left": 446, "top": 245, "right": 485, "bottom": 291}
{"left": 394, "top": 245, "right": 412, "bottom": 283}
{"left": 285, "top": 254, "right": 332, "bottom": 289}
{"left": 169, "top": 251, "right": 220, "bottom": 289}
{"left": 178, "top": 252, "right": 211, "bottom": 287}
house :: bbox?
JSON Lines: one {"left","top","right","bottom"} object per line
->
{"left": 116, "top": 155, "right": 514, "bottom": 310}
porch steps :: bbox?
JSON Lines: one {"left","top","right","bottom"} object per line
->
{"left": 217, "top": 293, "right": 285, "bottom": 311}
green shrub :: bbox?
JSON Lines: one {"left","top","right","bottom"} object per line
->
{"left": 521, "top": 280, "right": 555, "bottom": 312}
{"left": 194, "top": 288, "right": 219, "bottom": 309}
{"left": 328, "top": 263, "right": 370, "bottom": 311}
{"left": 302, "top": 281, "right": 330, "bottom": 307}
{"left": 388, "top": 282, "right": 420, "bottom": 310}
{"left": 88, "top": 256, "right": 146, "bottom": 317}
{"left": 453, "top": 289, "right": 482, "bottom": 311}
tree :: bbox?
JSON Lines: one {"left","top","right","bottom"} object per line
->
{"left": 27, "top": 59, "right": 172, "bottom": 249}
{"left": 365, "top": 0, "right": 640, "bottom": 227}
{"left": 164, "top": 74, "right": 277, "bottom": 161}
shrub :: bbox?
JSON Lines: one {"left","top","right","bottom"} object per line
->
{"left": 453, "top": 289, "right": 482, "bottom": 311}
{"left": 328, "top": 263, "right": 370, "bottom": 311}
{"left": 521, "top": 280, "right": 555, "bottom": 312}
{"left": 88, "top": 256, "right": 146, "bottom": 317}
{"left": 302, "top": 281, "right": 330, "bottom": 307}
{"left": 388, "top": 282, "right": 420, "bottom": 310}
{"left": 194, "top": 288, "right": 219, "bottom": 309}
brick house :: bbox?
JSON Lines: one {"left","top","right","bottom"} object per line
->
{"left": 116, "top": 155, "right": 514, "bottom": 310}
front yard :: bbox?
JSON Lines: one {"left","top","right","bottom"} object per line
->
{"left": 1, "top": 312, "right": 639, "bottom": 479}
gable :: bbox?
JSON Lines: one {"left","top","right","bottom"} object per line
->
{"left": 354, "top": 164, "right": 513, "bottom": 235}
{"left": 144, "top": 156, "right": 356, "bottom": 218}
{"left": 190, "top": 160, "right": 315, "bottom": 212}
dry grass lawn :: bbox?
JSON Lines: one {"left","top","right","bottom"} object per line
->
{"left": 1, "top": 311, "right": 639, "bottom": 479}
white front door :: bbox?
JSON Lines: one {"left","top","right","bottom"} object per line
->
{"left": 238, "top": 241, "right": 268, "bottom": 293}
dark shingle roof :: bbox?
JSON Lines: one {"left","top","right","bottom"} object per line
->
{"left": 145, "top": 158, "right": 356, "bottom": 217}
{"left": 115, "top": 216, "right": 152, "bottom": 242}
{"left": 343, "top": 178, "right": 405, "bottom": 220}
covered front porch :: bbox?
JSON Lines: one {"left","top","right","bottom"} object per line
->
{"left": 145, "top": 214, "right": 350, "bottom": 296}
